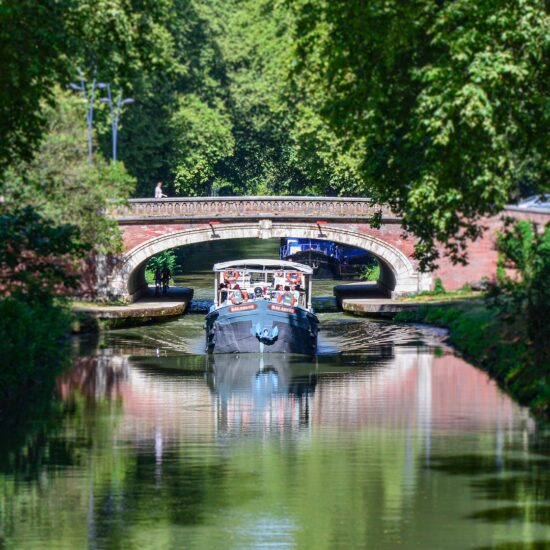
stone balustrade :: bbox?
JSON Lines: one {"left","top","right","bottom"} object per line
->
{"left": 113, "top": 196, "right": 399, "bottom": 223}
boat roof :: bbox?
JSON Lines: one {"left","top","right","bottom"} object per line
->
{"left": 213, "top": 258, "right": 313, "bottom": 274}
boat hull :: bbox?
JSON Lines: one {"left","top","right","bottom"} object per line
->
{"left": 205, "top": 300, "right": 318, "bottom": 355}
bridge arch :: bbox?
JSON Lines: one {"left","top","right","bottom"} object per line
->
{"left": 108, "top": 222, "right": 431, "bottom": 301}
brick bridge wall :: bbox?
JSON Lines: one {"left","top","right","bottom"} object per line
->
{"left": 102, "top": 197, "right": 549, "bottom": 302}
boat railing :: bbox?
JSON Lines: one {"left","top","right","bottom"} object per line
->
{"left": 220, "top": 288, "right": 306, "bottom": 308}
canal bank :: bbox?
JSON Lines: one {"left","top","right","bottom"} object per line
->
{"left": 344, "top": 295, "right": 550, "bottom": 419}
{"left": 71, "top": 286, "right": 193, "bottom": 332}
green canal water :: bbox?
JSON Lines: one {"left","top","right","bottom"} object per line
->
{"left": 2, "top": 240, "right": 550, "bottom": 549}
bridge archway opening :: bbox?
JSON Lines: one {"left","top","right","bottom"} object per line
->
{"left": 110, "top": 224, "right": 426, "bottom": 301}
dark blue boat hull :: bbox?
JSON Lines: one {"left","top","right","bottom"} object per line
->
{"left": 205, "top": 300, "right": 318, "bottom": 354}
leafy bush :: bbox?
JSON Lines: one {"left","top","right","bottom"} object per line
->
{"left": 360, "top": 262, "right": 380, "bottom": 281}
{"left": 433, "top": 278, "right": 446, "bottom": 294}
{"left": 490, "top": 220, "right": 550, "bottom": 365}
{"left": 146, "top": 250, "right": 177, "bottom": 280}
{"left": 0, "top": 298, "right": 71, "bottom": 411}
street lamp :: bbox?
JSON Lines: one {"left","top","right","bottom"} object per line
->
{"left": 100, "top": 84, "right": 135, "bottom": 162}
{"left": 68, "top": 68, "right": 107, "bottom": 164}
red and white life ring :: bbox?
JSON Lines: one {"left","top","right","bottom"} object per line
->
{"left": 286, "top": 272, "right": 302, "bottom": 285}
{"left": 223, "top": 270, "right": 240, "bottom": 283}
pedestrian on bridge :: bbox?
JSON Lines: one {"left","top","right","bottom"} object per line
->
{"left": 154, "top": 181, "right": 167, "bottom": 199}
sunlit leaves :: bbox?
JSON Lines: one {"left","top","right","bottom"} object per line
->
{"left": 170, "top": 94, "right": 235, "bottom": 196}
{"left": 290, "top": 0, "right": 549, "bottom": 268}
{"left": 3, "top": 88, "right": 135, "bottom": 255}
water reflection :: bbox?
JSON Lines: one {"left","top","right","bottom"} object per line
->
{"left": 55, "top": 343, "right": 534, "bottom": 445}
{"left": 207, "top": 354, "right": 318, "bottom": 436}
{"left": 1, "top": 314, "right": 549, "bottom": 550}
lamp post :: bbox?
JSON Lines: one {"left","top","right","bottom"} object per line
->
{"left": 68, "top": 68, "right": 107, "bottom": 164}
{"left": 100, "top": 84, "right": 134, "bottom": 162}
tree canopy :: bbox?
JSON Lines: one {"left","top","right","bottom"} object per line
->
{"left": 289, "top": 0, "right": 549, "bottom": 266}
{"left": 0, "top": 0, "right": 548, "bottom": 265}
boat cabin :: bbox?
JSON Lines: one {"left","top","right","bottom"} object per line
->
{"left": 212, "top": 259, "right": 314, "bottom": 310}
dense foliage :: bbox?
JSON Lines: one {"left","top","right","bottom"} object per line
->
{"left": 86, "top": 0, "right": 364, "bottom": 197}
{"left": 289, "top": 0, "right": 549, "bottom": 267}
{"left": 0, "top": 206, "right": 90, "bottom": 300}
{"left": 146, "top": 250, "right": 178, "bottom": 278}
{"left": 493, "top": 220, "right": 550, "bottom": 365}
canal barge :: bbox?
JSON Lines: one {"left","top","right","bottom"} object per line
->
{"left": 280, "top": 237, "right": 375, "bottom": 279}
{"left": 204, "top": 259, "right": 318, "bottom": 354}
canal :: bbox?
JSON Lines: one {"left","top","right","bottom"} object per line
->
{"left": 1, "top": 241, "right": 549, "bottom": 549}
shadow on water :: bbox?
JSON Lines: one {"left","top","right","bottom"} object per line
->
{"left": 470, "top": 474, "right": 550, "bottom": 501}
{"left": 468, "top": 506, "right": 550, "bottom": 525}
{"left": 427, "top": 454, "right": 550, "bottom": 477}
{"left": 475, "top": 543, "right": 550, "bottom": 550}
{"left": 427, "top": 453, "right": 550, "bottom": 538}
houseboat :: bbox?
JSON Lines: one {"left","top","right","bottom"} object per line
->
{"left": 204, "top": 259, "right": 319, "bottom": 354}
{"left": 280, "top": 237, "right": 375, "bottom": 279}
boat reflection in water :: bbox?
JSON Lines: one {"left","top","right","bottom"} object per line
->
{"left": 207, "top": 353, "right": 318, "bottom": 435}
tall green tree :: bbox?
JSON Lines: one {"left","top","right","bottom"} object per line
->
{"left": 289, "top": 0, "right": 550, "bottom": 267}
{"left": 0, "top": 0, "right": 76, "bottom": 171}
{"left": 0, "top": 0, "right": 177, "bottom": 178}
{"left": 3, "top": 88, "right": 135, "bottom": 253}
{"left": 170, "top": 94, "right": 235, "bottom": 196}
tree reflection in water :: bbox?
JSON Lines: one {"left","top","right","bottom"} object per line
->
{"left": 1, "top": 328, "right": 547, "bottom": 550}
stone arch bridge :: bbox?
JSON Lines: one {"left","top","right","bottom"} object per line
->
{"left": 100, "top": 196, "right": 546, "bottom": 302}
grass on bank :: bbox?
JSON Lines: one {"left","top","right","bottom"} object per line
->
{"left": 398, "top": 289, "right": 483, "bottom": 303}
{"left": 394, "top": 301, "right": 550, "bottom": 418}
{"left": 397, "top": 278, "right": 484, "bottom": 303}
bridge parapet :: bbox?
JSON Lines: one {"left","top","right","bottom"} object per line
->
{"left": 113, "top": 196, "right": 399, "bottom": 223}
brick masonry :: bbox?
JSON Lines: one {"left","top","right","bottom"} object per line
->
{"left": 110, "top": 199, "right": 549, "bottom": 298}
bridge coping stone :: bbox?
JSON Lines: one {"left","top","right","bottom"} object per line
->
{"left": 113, "top": 196, "right": 398, "bottom": 223}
